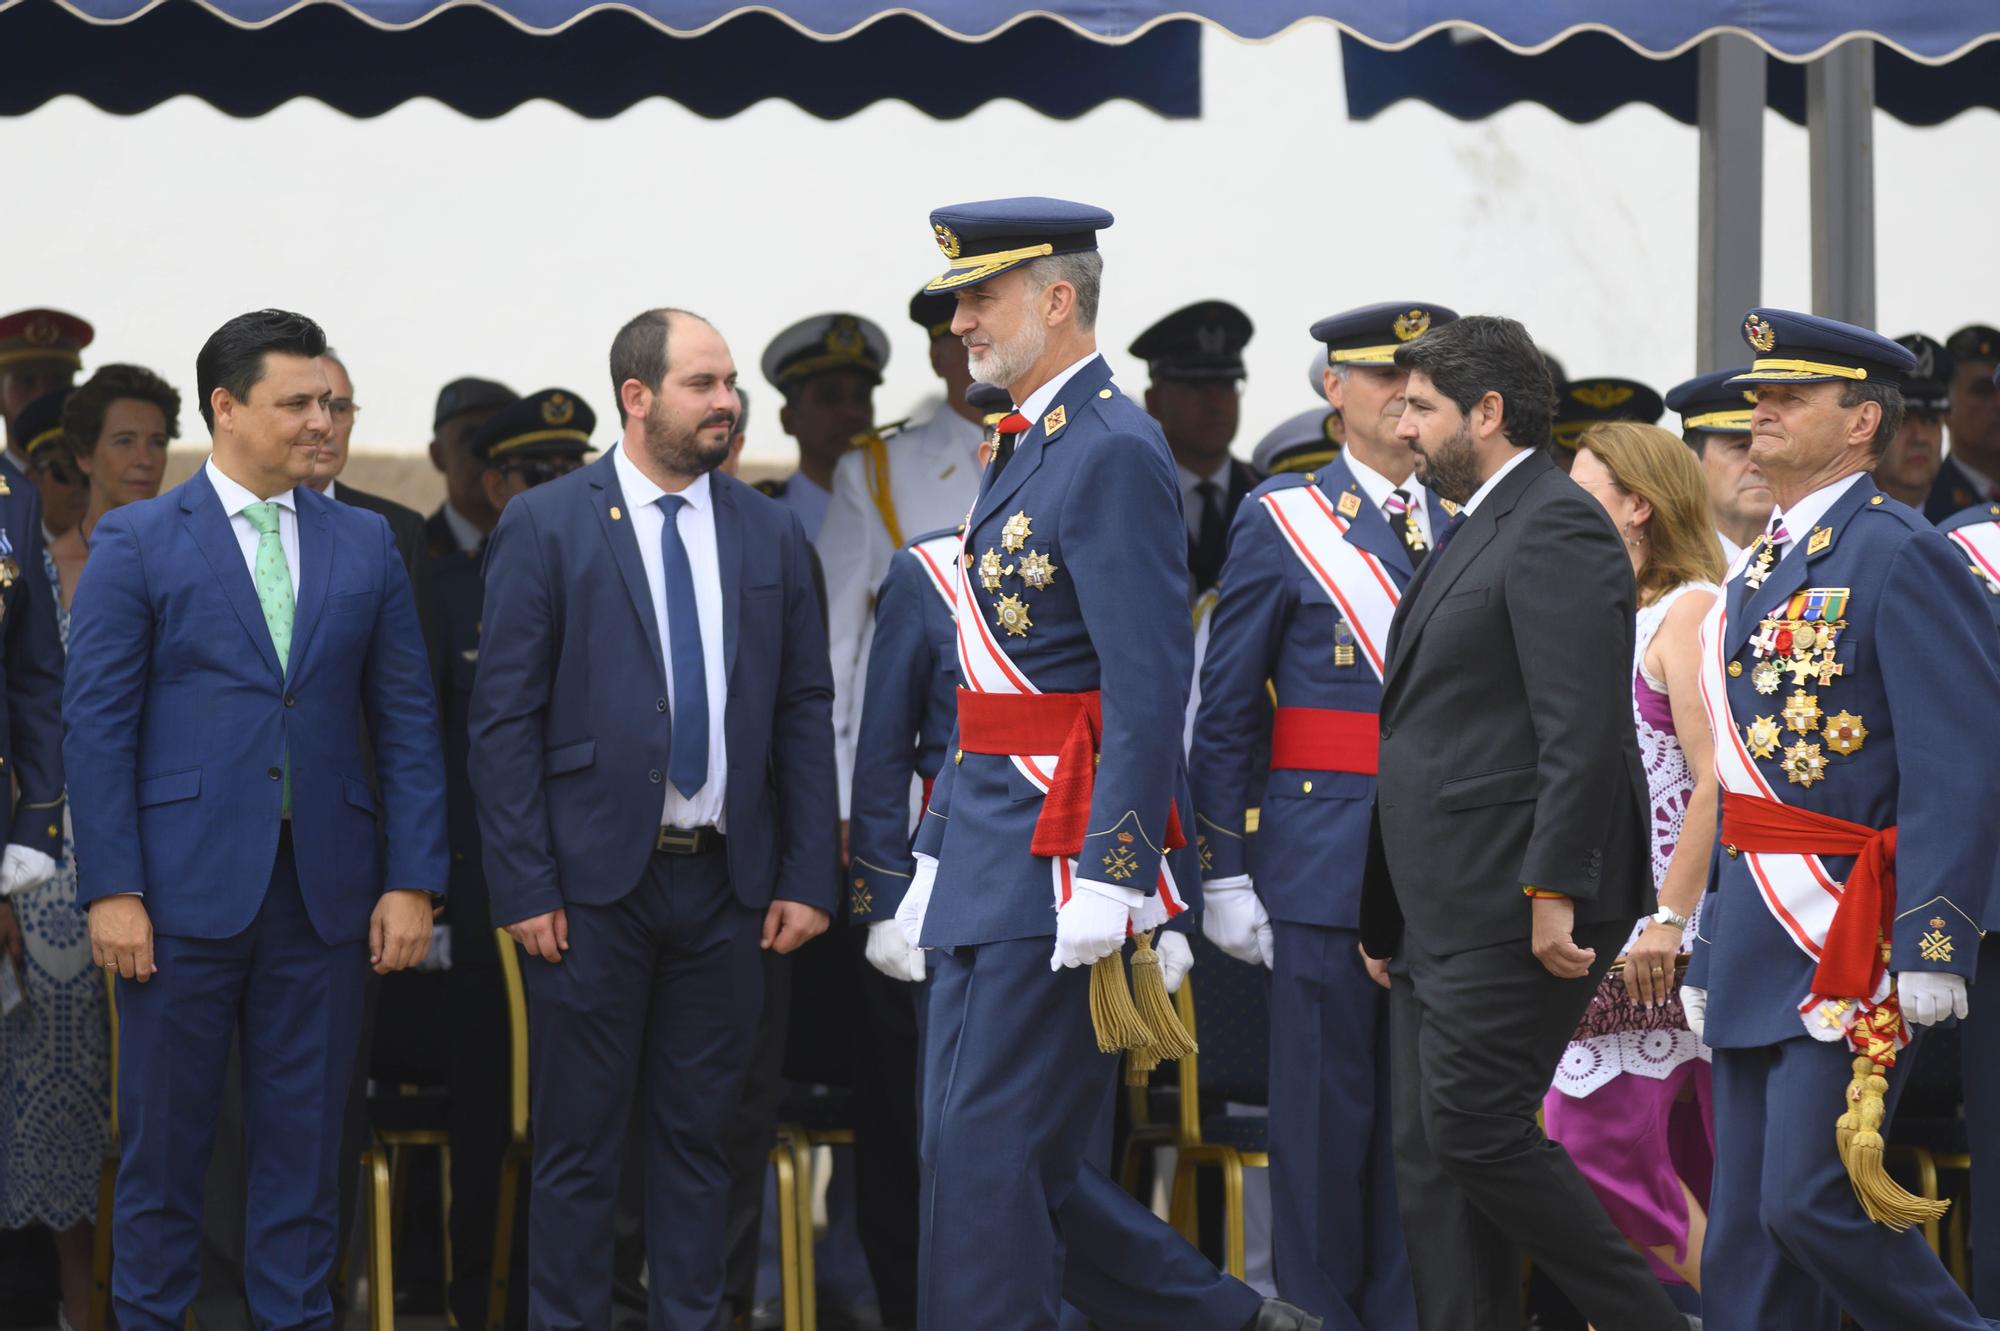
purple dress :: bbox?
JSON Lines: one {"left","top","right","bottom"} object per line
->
{"left": 1543, "top": 581, "right": 1717, "bottom": 1281}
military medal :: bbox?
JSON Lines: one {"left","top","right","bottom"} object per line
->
{"left": 1002, "top": 510, "right": 1032, "bottom": 553}
{"left": 1333, "top": 621, "right": 1356, "bottom": 668}
{"left": 978, "top": 548, "right": 1008, "bottom": 592}
{"left": 1823, "top": 711, "right": 1867, "bottom": 757}
{"left": 995, "top": 593, "right": 1032, "bottom": 637}
{"left": 1752, "top": 660, "right": 1782, "bottom": 694}
{"left": 1782, "top": 691, "right": 1821, "bottom": 734}
{"left": 0, "top": 555, "right": 17, "bottom": 589}
{"left": 1745, "top": 715, "right": 1782, "bottom": 759}
{"left": 1782, "top": 740, "right": 1826, "bottom": 787}
{"left": 1018, "top": 549, "right": 1058, "bottom": 591}
{"left": 1744, "top": 538, "right": 1776, "bottom": 589}
{"left": 1750, "top": 620, "right": 1781, "bottom": 659}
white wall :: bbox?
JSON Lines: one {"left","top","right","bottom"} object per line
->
{"left": 8, "top": 24, "right": 1997, "bottom": 464}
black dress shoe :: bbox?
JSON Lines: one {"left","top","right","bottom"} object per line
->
{"left": 1243, "top": 1298, "right": 1323, "bottom": 1331}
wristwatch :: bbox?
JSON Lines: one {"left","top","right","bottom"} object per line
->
{"left": 1651, "top": 905, "right": 1690, "bottom": 930}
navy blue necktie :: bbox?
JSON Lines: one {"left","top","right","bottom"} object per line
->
{"left": 657, "top": 494, "right": 710, "bottom": 799}
{"left": 1434, "top": 511, "right": 1466, "bottom": 553}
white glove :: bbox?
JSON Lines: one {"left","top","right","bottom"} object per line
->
{"left": 1199, "top": 877, "right": 1269, "bottom": 967}
{"left": 895, "top": 854, "right": 937, "bottom": 950}
{"left": 1681, "top": 985, "right": 1707, "bottom": 1043}
{"left": 865, "top": 918, "right": 926, "bottom": 984}
{"left": 1899, "top": 971, "right": 1970, "bottom": 1026}
{"left": 1256, "top": 916, "right": 1274, "bottom": 970}
{"left": 0, "top": 845, "right": 56, "bottom": 898}
{"left": 1051, "top": 881, "right": 1135, "bottom": 972}
{"left": 1156, "top": 930, "right": 1193, "bottom": 994}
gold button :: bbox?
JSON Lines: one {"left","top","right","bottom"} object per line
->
{"left": 954, "top": 749, "right": 963, "bottom": 764}
{"left": 1098, "top": 388, "right": 1112, "bottom": 398}
{"left": 48, "top": 825, "right": 58, "bottom": 838}
{"left": 1728, "top": 661, "right": 1743, "bottom": 677}
{"left": 1724, "top": 843, "right": 1740, "bottom": 859}
{"left": 1302, "top": 780, "right": 1313, "bottom": 793}
{"left": 1870, "top": 495, "right": 1883, "bottom": 505}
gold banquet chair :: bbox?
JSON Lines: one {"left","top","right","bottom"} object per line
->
{"left": 1163, "top": 962, "right": 1272, "bottom": 1282}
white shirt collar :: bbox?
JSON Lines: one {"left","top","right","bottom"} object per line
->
{"left": 1773, "top": 472, "right": 1864, "bottom": 547}
{"left": 1342, "top": 452, "right": 1427, "bottom": 514}
{"left": 615, "top": 440, "right": 713, "bottom": 512}
{"left": 1461, "top": 446, "right": 1535, "bottom": 515}
{"left": 205, "top": 457, "right": 296, "bottom": 516}
{"left": 1017, "top": 352, "right": 1099, "bottom": 428}
{"left": 1176, "top": 460, "right": 1231, "bottom": 497}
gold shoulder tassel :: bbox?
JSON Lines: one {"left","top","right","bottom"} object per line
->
{"left": 1835, "top": 1006, "right": 1949, "bottom": 1230}
{"left": 1128, "top": 930, "right": 1197, "bottom": 1062}
{"left": 1089, "top": 951, "right": 1150, "bottom": 1054}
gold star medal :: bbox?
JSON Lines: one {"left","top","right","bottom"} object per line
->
{"left": 1782, "top": 691, "right": 1821, "bottom": 733}
{"left": 1823, "top": 711, "right": 1867, "bottom": 757}
{"left": 995, "top": 593, "right": 1032, "bottom": 638}
{"left": 978, "top": 548, "right": 1009, "bottom": 592}
{"left": 1752, "top": 660, "right": 1782, "bottom": 694}
{"left": 1001, "top": 510, "right": 1032, "bottom": 553}
{"left": 1018, "top": 549, "right": 1058, "bottom": 591}
{"left": 1782, "top": 741, "right": 1826, "bottom": 787}
{"left": 1745, "top": 715, "right": 1782, "bottom": 760}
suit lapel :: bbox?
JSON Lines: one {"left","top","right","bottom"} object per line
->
{"left": 286, "top": 491, "right": 333, "bottom": 674}
{"left": 971, "top": 356, "right": 1114, "bottom": 531}
{"left": 586, "top": 453, "right": 668, "bottom": 687}
{"left": 1324, "top": 459, "right": 1413, "bottom": 579}
{"left": 1728, "top": 475, "right": 1877, "bottom": 655}
{"left": 181, "top": 469, "right": 283, "bottom": 681}
{"left": 715, "top": 476, "right": 745, "bottom": 682}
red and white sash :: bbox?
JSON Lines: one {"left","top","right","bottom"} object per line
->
{"left": 1696, "top": 599, "right": 1895, "bottom": 1042}
{"left": 1946, "top": 521, "right": 2000, "bottom": 589}
{"left": 907, "top": 531, "right": 962, "bottom": 618}
{"left": 1258, "top": 484, "right": 1403, "bottom": 681}
{"left": 952, "top": 526, "right": 1189, "bottom": 930}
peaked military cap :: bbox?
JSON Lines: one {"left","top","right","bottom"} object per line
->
{"left": 1728, "top": 308, "right": 1917, "bottom": 388}
{"left": 762, "top": 313, "right": 888, "bottom": 394}
{"left": 471, "top": 388, "right": 595, "bottom": 462}
{"left": 0, "top": 308, "right": 91, "bottom": 375}
{"left": 909, "top": 288, "right": 959, "bottom": 341}
{"left": 1665, "top": 369, "right": 1754, "bottom": 436}
{"left": 964, "top": 382, "right": 1014, "bottom": 428}
{"left": 1311, "top": 301, "right": 1459, "bottom": 369}
{"left": 14, "top": 389, "right": 73, "bottom": 466}
{"left": 1947, "top": 324, "right": 2000, "bottom": 366}
{"left": 433, "top": 376, "right": 517, "bottom": 429}
{"left": 1130, "top": 301, "right": 1253, "bottom": 383}
{"left": 1894, "top": 334, "right": 1954, "bottom": 414}
{"left": 1252, "top": 406, "right": 1345, "bottom": 476}
{"left": 925, "top": 197, "right": 1113, "bottom": 293}
{"left": 1552, "top": 377, "right": 1664, "bottom": 449}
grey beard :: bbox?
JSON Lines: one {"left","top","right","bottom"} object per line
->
{"left": 968, "top": 321, "right": 1047, "bottom": 391}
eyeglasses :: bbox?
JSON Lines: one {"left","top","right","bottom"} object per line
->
{"left": 501, "top": 460, "right": 579, "bottom": 488}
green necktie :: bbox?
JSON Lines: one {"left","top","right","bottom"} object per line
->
{"left": 243, "top": 501, "right": 294, "bottom": 815}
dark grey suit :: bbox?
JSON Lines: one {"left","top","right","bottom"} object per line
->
{"left": 1362, "top": 448, "right": 1681, "bottom": 1331}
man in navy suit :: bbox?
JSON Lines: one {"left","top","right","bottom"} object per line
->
{"left": 64, "top": 309, "right": 447, "bottom": 1329}
{"left": 469, "top": 307, "right": 836, "bottom": 1331}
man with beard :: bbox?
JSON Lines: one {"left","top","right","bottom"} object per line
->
{"left": 1359, "top": 314, "right": 1688, "bottom": 1331}
{"left": 1129, "top": 301, "right": 1262, "bottom": 595}
{"left": 1666, "top": 369, "right": 1774, "bottom": 565}
{"left": 895, "top": 197, "right": 1315, "bottom": 1331}
{"left": 1927, "top": 325, "right": 2000, "bottom": 520}
{"left": 470, "top": 308, "right": 836, "bottom": 1330}
{"left": 1190, "top": 301, "right": 1460, "bottom": 1331}
{"left": 1871, "top": 334, "right": 1953, "bottom": 510}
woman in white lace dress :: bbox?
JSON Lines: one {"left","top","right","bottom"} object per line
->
{"left": 1546, "top": 421, "right": 1726, "bottom": 1293}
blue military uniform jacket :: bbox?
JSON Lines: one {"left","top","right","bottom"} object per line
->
{"left": 1688, "top": 477, "right": 2000, "bottom": 1047}
{"left": 1189, "top": 459, "right": 1450, "bottom": 929}
{"left": 1939, "top": 503, "right": 2000, "bottom": 932}
{"left": 910, "top": 355, "right": 1203, "bottom": 947}
{"left": 0, "top": 481, "right": 64, "bottom": 857}
{"left": 847, "top": 525, "right": 961, "bottom": 925}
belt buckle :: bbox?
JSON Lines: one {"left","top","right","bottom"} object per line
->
{"left": 657, "top": 826, "right": 703, "bottom": 855}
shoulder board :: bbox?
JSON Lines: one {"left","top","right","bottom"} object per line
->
{"left": 904, "top": 524, "right": 964, "bottom": 551}
{"left": 1940, "top": 504, "right": 2000, "bottom": 534}
{"left": 1246, "top": 470, "right": 1316, "bottom": 503}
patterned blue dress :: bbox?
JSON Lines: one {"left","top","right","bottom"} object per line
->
{"left": 0, "top": 549, "right": 109, "bottom": 1229}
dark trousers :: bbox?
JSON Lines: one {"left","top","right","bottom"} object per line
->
{"left": 1706, "top": 1036, "right": 1997, "bottom": 1331}
{"left": 447, "top": 958, "right": 527, "bottom": 1330}
{"left": 521, "top": 846, "right": 763, "bottom": 1331}
{"left": 846, "top": 927, "right": 922, "bottom": 1329}
{"left": 722, "top": 948, "right": 792, "bottom": 1321}
{"left": 918, "top": 938, "right": 1261, "bottom": 1331}
{"left": 115, "top": 831, "right": 368, "bottom": 1331}
{"left": 1967, "top": 933, "right": 2000, "bottom": 1317}
{"left": 1388, "top": 924, "right": 1681, "bottom": 1331}
{"left": 1269, "top": 921, "right": 1414, "bottom": 1331}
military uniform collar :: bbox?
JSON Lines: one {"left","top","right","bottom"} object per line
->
{"left": 1341, "top": 451, "right": 1427, "bottom": 519}
{"left": 1773, "top": 472, "right": 1864, "bottom": 550}
{"left": 1017, "top": 351, "right": 1100, "bottom": 427}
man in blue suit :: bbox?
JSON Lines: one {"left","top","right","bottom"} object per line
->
{"left": 1683, "top": 309, "right": 2000, "bottom": 1331}
{"left": 893, "top": 197, "right": 1315, "bottom": 1331}
{"left": 1191, "top": 302, "right": 1460, "bottom": 1331}
{"left": 469, "top": 307, "right": 836, "bottom": 1331}
{"left": 64, "top": 309, "right": 447, "bottom": 1330}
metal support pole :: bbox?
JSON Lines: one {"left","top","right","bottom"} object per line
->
{"left": 1808, "top": 40, "right": 1876, "bottom": 327}
{"left": 1697, "top": 34, "right": 1766, "bottom": 372}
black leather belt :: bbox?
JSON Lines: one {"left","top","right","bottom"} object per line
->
{"left": 656, "top": 825, "right": 723, "bottom": 855}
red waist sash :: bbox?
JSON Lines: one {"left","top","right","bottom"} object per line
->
{"left": 1269, "top": 706, "right": 1379, "bottom": 775}
{"left": 1720, "top": 790, "right": 1899, "bottom": 998}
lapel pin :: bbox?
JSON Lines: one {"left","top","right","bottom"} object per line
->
{"left": 610, "top": 505, "right": 623, "bottom": 521}
{"left": 1043, "top": 405, "right": 1067, "bottom": 436}
{"left": 1337, "top": 491, "right": 1362, "bottom": 519}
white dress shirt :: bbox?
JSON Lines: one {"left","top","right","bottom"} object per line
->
{"left": 1176, "top": 461, "right": 1233, "bottom": 543}
{"left": 1343, "top": 452, "right": 1434, "bottom": 546}
{"left": 1769, "top": 472, "right": 1864, "bottom": 557}
{"left": 613, "top": 444, "right": 730, "bottom": 830}
{"left": 1461, "top": 446, "right": 1537, "bottom": 516}
{"left": 1018, "top": 352, "right": 1099, "bottom": 425}
{"left": 442, "top": 501, "right": 485, "bottom": 555}
{"left": 206, "top": 458, "right": 301, "bottom": 597}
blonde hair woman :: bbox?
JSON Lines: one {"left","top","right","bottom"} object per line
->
{"left": 1546, "top": 421, "right": 1725, "bottom": 1294}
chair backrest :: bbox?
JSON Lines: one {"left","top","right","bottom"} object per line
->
{"left": 495, "top": 929, "right": 531, "bottom": 1144}
{"left": 1186, "top": 932, "right": 1270, "bottom": 1108}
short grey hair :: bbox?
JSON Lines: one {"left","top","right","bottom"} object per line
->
{"left": 1025, "top": 251, "right": 1103, "bottom": 331}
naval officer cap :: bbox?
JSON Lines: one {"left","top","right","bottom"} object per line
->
{"left": 1553, "top": 376, "right": 1664, "bottom": 449}
{"left": 14, "top": 389, "right": 73, "bottom": 468}
{"left": 471, "top": 388, "right": 596, "bottom": 463}
{"left": 0, "top": 308, "right": 93, "bottom": 374}
{"left": 1728, "top": 308, "right": 1917, "bottom": 388}
{"left": 433, "top": 377, "right": 517, "bottom": 430}
{"left": 925, "top": 197, "right": 1113, "bottom": 293}
{"left": 1130, "top": 301, "right": 1253, "bottom": 383}
{"left": 1312, "top": 301, "right": 1459, "bottom": 371}
{"left": 964, "top": 382, "right": 1014, "bottom": 429}
{"left": 1894, "top": 334, "right": 1954, "bottom": 415}
{"left": 1252, "top": 406, "right": 1345, "bottom": 477}
{"left": 761, "top": 313, "right": 889, "bottom": 396}
{"left": 1947, "top": 324, "right": 2000, "bottom": 367}
{"left": 909, "top": 287, "right": 960, "bottom": 341}
{"left": 1665, "top": 370, "right": 1754, "bottom": 437}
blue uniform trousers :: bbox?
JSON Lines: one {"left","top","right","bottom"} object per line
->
{"left": 918, "top": 937, "right": 1261, "bottom": 1331}
{"left": 1967, "top": 933, "right": 2000, "bottom": 1317}
{"left": 521, "top": 845, "right": 764, "bottom": 1331}
{"left": 113, "top": 829, "right": 367, "bottom": 1331}
{"left": 1269, "top": 921, "right": 1414, "bottom": 1330}
{"left": 1707, "top": 1035, "right": 1999, "bottom": 1331}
